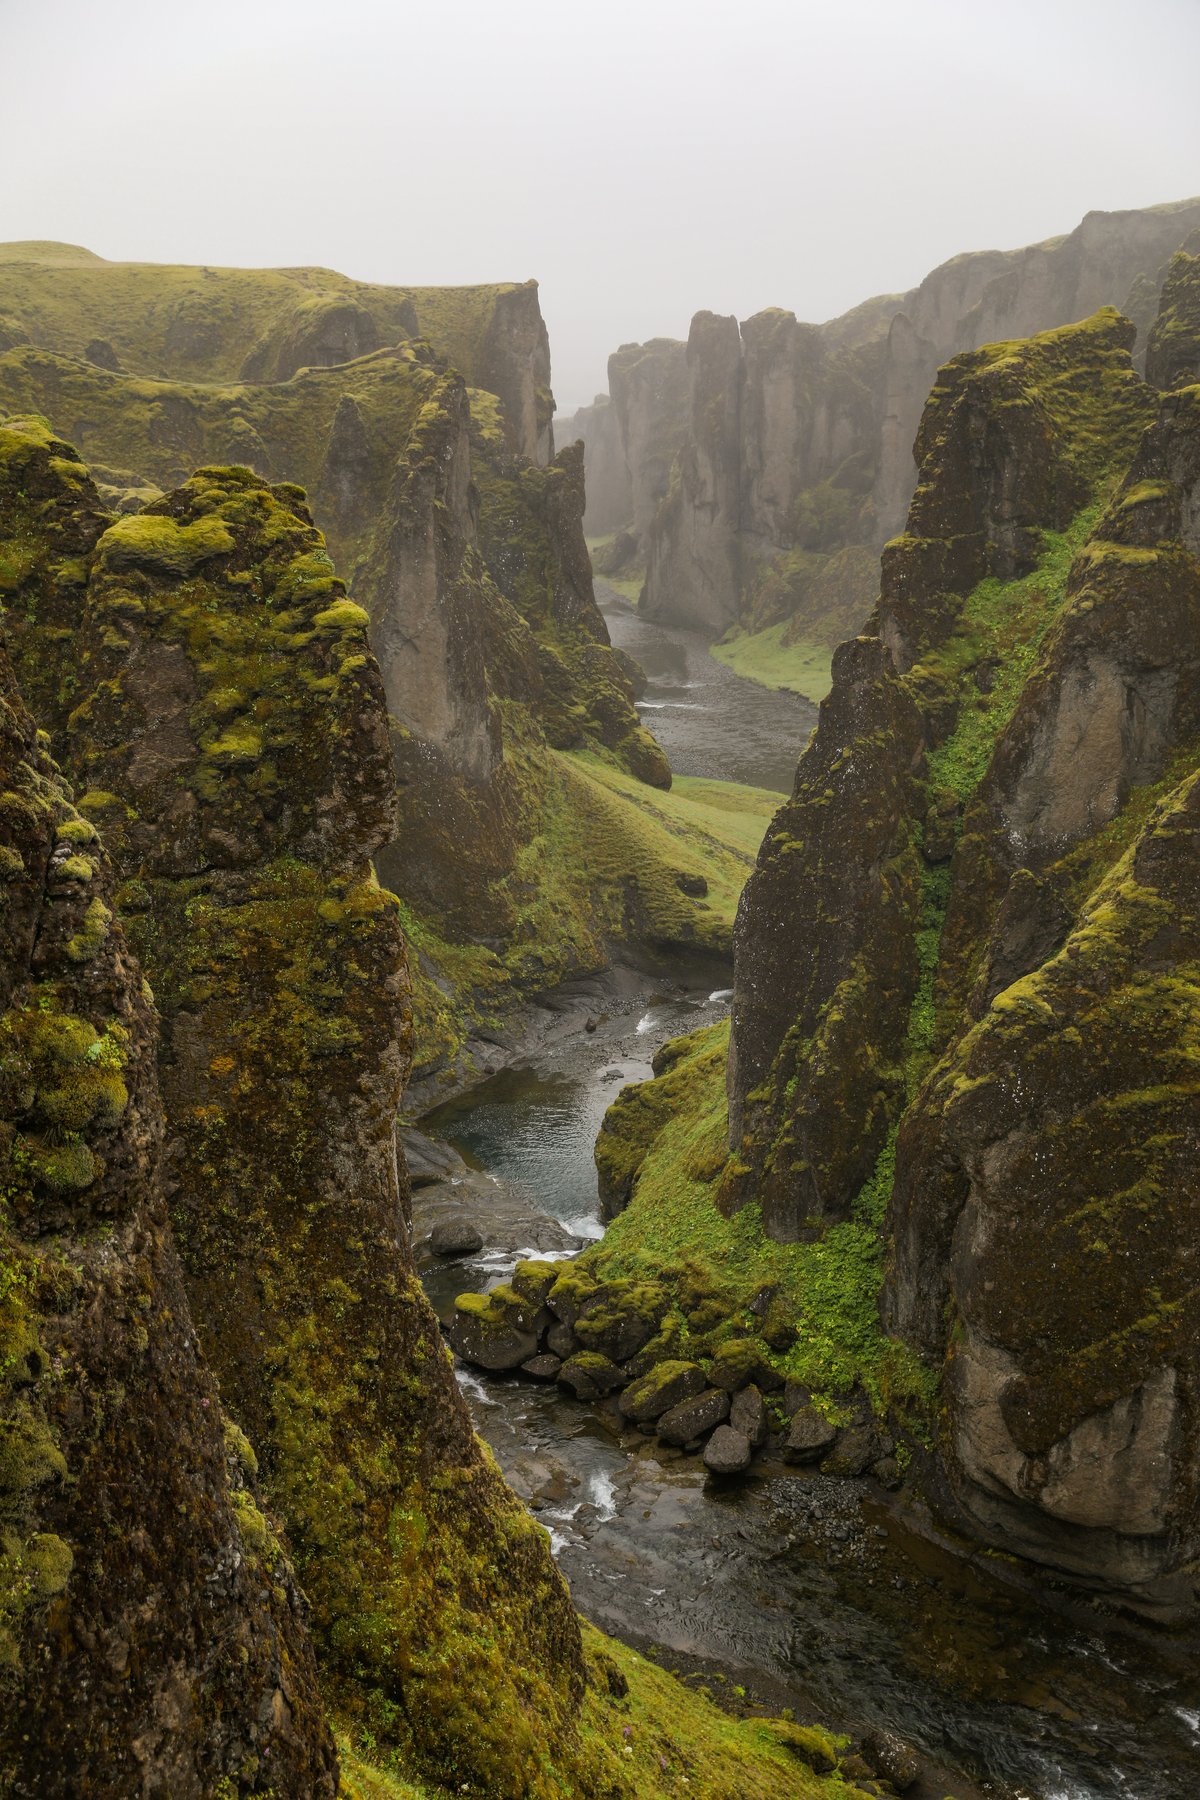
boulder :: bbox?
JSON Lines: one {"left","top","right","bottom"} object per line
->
{"left": 862, "top": 1729, "right": 921, "bottom": 1792}
{"left": 429, "top": 1218, "right": 485, "bottom": 1257}
{"left": 729, "top": 1383, "right": 768, "bottom": 1448}
{"left": 573, "top": 1279, "right": 670, "bottom": 1363}
{"left": 657, "top": 1388, "right": 730, "bottom": 1447}
{"left": 707, "top": 1336, "right": 780, "bottom": 1393}
{"left": 511, "top": 1259, "right": 561, "bottom": 1306}
{"left": 557, "top": 1353, "right": 626, "bottom": 1401}
{"left": 546, "top": 1319, "right": 581, "bottom": 1359}
{"left": 521, "top": 1354, "right": 563, "bottom": 1381}
{"left": 821, "top": 1425, "right": 881, "bottom": 1477}
{"left": 783, "top": 1407, "right": 839, "bottom": 1464}
{"left": 618, "top": 1360, "right": 707, "bottom": 1423}
{"left": 703, "top": 1426, "right": 752, "bottom": 1475}
{"left": 445, "top": 1292, "right": 538, "bottom": 1371}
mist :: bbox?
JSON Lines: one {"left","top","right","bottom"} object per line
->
{"left": 5, "top": 0, "right": 1200, "bottom": 409}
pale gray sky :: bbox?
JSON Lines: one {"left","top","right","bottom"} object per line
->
{"left": 6, "top": 0, "right": 1200, "bottom": 410}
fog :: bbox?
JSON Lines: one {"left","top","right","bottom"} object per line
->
{"left": 5, "top": 0, "right": 1200, "bottom": 408}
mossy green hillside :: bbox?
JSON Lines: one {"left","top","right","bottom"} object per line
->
{"left": 587, "top": 1021, "right": 933, "bottom": 1418}
{"left": 339, "top": 1622, "right": 853, "bottom": 1800}
{"left": 0, "top": 242, "right": 529, "bottom": 392}
{"left": 400, "top": 752, "right": 779, "bottom": 1095}
{"left": 711, "top": 621, "right": 833, "bottom": 702}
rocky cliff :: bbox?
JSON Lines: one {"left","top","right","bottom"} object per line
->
{"left": 0, "top": 412, "right": 865, "bottom": 1800}
{"left": 722, "top": 281, "right": 1200, "bottom": 1614}
{"left": 0, "top": 259, "right": 705, "bottom": 1095}
{"left": 0, "top": 242, "right": 552, "bottom": 463}
{"left": 581, "top": 199, "right": 1200, "bottom": 691}
{"left": 0, "top": 424, "right": 338, "bottom": 1797}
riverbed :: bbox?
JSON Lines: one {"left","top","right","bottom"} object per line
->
{"left": 414, "top": 606, "right": 1200, "bottom": 1800}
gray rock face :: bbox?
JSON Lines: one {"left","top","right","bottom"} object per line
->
{"left": 657, "top": 1388, "right": 731, "bottom": 1447}
{"left": 783, "top": 1407, "right": 839, "bottom": 1464}
{"left": 703, "top": 1425, "right": 752, "bottom": 1475}
{"left": 581, "top": 199, "right": 1200, "bottom": 646}
{"left": 729, "top": 1384, "right": 768, "bottom": 1448}
{"left": 429, "top": 1218, "right": 485, "bottom": 1257}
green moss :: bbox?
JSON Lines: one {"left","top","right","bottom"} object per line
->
{"left": 97, "top": 511, "right": 235, "bottom": 577}
{"left": 711, "top": 621, "right": 834, "bottom": 703}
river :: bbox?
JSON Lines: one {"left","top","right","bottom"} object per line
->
{"left": 414, "top": 592, "right": 1200, "bottom": 1800}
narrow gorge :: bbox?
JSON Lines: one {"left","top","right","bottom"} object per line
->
{"left": 2, "top": 61, "right": 1199, "bottom": 1800}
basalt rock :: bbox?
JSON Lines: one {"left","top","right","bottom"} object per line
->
{"left": 0, "top": 612, "right": 336, "bottom": 1795}
{"left": 1146, "top": 242, "right": 1200, "bottom": 391}
{"left": 656, "top": 1388, "right": 731, "bottom": 1447}
{"left": 0, "top": 427, "right": 592, "bottom": 1789}
{"left": 703, "top": 1425, "right": 752, "bottom": 1475}
{"left": 581, "top": 199, "right": 1200, "bottom": 672}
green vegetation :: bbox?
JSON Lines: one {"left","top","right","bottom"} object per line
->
{"left": 588, "top": 1021, "right": 933, "bottom": 1415}
{"left": 917, "top": 501, "right": 1106, "bottom": 805}
{"left": 339, "top": 1622, "right": 852, "bottom": 1800}
{"left": 712, "top": 621, "right": 833, "bottom": 701}
{"left": 401, "top": 751, "right": 779, "bottom": 1095}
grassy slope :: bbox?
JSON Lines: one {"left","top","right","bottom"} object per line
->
{"left": 0, "top": 242, "right": 518, "bottom": 388}
{"left": 339, "top": 1623, "right": 846, "bottom": 1800}
{"left": 590, "top": 1020, "right": 932, "bottom": 1415}
{"left": 711, "top": 622, "right": 834, "bottom": 702}
{"left": 401, "top": 751, "right": 781, "bottom": 1096}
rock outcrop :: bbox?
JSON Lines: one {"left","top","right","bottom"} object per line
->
{"left": 580, "top": 199, "right": 1200, "bottom": 675}
{"left": 0, "top": 426, "right": 337, "bottom": 1795}
{"left": 0, "top": 429, "right": 600, "bottom": 1789}
{"left": 723, "top": 270, "right": 1200, "bottom": 1614}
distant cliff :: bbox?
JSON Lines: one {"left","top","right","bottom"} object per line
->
{"left": 576, "top": 199, "right": 1200, "bottom": 684}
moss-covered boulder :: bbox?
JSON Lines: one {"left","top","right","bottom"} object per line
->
{"left": 1146, "top": 241, "right": 1200, "bottom": 392}
{"left": 446, "top": 1291, "right": 542, "bottom": 1371}
{"left": 556, "top": 1352, "right": 626, "bottom": 1401}
{"left": 618, "top": 1360, "right": 707, "bottom": 1423}
{"left": 572, "top": 1277, "right": 670, "bottom": 1362}
{"left": 656, "top": 1388, "right": 730, "bottom": 1447}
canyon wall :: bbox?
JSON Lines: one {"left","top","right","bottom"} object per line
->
{"left": 577, "top": 199, "right": 1200, "bottom": 666}
{"left": 724, "top": 273, "right": 1200, "bottom": 1616}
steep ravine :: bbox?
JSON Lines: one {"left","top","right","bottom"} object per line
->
{"left": 414, "top": 613, "right": 1200, "bottom": 1800}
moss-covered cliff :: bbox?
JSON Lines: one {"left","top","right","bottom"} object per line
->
{"left": 0, "top": 519, "right": 337, "bottom": 1791}
{"left": 0, "top": 415, "right": 871, "bottom": 1800}
{"left": 0, "top": 253, "right": 723, "bottom": 1091}
{"left": 720, "top": 289, "right": 1200, "bottom": 1612}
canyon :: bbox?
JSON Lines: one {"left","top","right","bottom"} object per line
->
{"left": 1, "top": 206, "right": 1198, "bottom": 1800}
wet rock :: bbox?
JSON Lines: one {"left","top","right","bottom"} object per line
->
{"left": 730, "top": 1383, "right": 768, "bottom": 1448}
{"left": 446, "top": 1295, "right": 539, "bottom": 1372}
{"left": 619, "top": 1360, "right": 707, "bottom": 1423}
{"left": 557, "top": 1353, "right": 626, "bottom": 1400}
{"left": 522, "top": 1354, "right": 563, "bottom": 1381}
{"left": 783, "top": 1407, "right": 839, "bottom": 1464}
{"left": 657, "top": 1388, "right": 730, "bottom": 1447}
{"left": 429, "top": 1218, "right": 485, "bottom": 1257}
{"left": 821, "top": 1425, "right": 880, "bottom": 1477}
{"left": 703, "top": 1425, "right": 752, "bottom": 1475}
{"left": 511, "top": 1259, "right": 561, "bottom": 1306}
{"left": 862, "top": 1728, "right": 921, "bottom": 1791}
{"left": 404, "top": 1128, "right": 465, "bottom": 1187}
{"left": 546, "top": 1320, "right": 581, "bottom": 1359}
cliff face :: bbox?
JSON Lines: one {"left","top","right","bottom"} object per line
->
{"left": 0, "top": 427, "right": 337, "bottom": 1797}
{"left": 0, "top": 243, "right": 552, "bottom": 463}
{"left": 0, "top": 279, "right": 676, "bottom": 1089}
{"left": 584, "top": 200, "right": 1200, "bottom": 673}
{"left": 561, "top": 392, "right": 629, "bottom": 533}
{"left": 0, "top": 426, "right": 600, "bottom": 1792}
{"left": 725, "top": 280, "right": 1200, "bottom": 1615}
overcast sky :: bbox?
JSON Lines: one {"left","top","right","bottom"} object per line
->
{"left": 6, "top": 0, "right": 1200, "bottom": 410}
